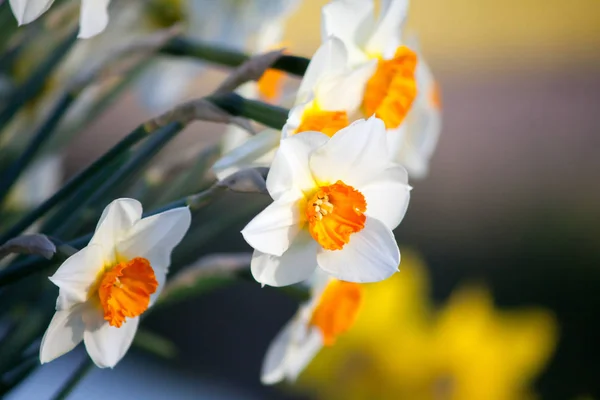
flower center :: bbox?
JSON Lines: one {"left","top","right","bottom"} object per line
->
{"left": 97, "top": 257, "right": 158, "bottom": 328}
{"left": 310, "top": 279, "right": 364, "bottom": 345}
{"left": 296, "top": 105, "right": 350, "bottom": 137}
{"left": 362, "top": 45, "right": 418, "bottom": 129}
{"left": 305, "top": 181, "right": 367, "bottom": 251}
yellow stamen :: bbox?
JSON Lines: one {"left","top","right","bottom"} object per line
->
{"left": 362, "top": 45, "right": 418, "bottom": 129}
{"left": 97, "top": 257, "right": 158, "bottom": 328}
{"left": 305, "top": 181, "right": 366, "bottom": 251}
{"left": 310, "top": 279, "right": 364, "bottom": 346}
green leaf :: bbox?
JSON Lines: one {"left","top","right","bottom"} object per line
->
{"left": 133, "top": 329, "right": 178, "bottom": 359}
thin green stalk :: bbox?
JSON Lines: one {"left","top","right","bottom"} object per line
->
{"left": 0, "top": 182, "right": 226, "bottom": 287}
{"left": 0, "top": 125, "right": 152, "bottom": 243}
{"left": 50, "top": 358, "right": 94, "bottom": 400}
{"left": 161, "top": 37, "right": 309, "bottom": 77}
{"left": 0, "top": 27, "right": 78, "bottom": 132}
{"left": 0, "top": 93, "right": 76, "bottom": 207}
{"left": 208, "top": 92, "right": 288, "bottom": 129}
{"left": 51, "top": 121, "right": 184, "bottom": 239}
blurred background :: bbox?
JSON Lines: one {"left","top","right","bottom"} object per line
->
{"left": 5, "top": 0, "right": 600, "bottom": 399}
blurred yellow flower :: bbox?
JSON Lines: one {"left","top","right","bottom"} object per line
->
{"left": 298, "top": 252, "right": 558, "bottom": 400}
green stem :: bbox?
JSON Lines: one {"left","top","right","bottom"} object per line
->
{"left": 0, "top": 93, "right": 76, "bottom": 207}
{"left": 0, "top": 27, "right": 78, "bottom": 133}
{"left": 161, "top": 37, "right": 309, "bottom": 77}
{"left": 50, "top": 358, "right": 94, "bottom": 400}
{"left": 208, "top": 92, "right": 288, "bottom": 129}
{"left": 52, "top": 121, "right": 184, "bottom": 239}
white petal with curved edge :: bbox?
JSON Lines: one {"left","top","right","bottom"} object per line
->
{"left": 83, "top": 313, "right": 139, "bottom": 368}
{"left": 242, "top": 195, "right": 303, "bottom": 257}
{"left": 39, "top": 304, "right": 86, "bottom": 364}
{"left": 362, "top": 164, "right": 411, "bottom": 230}
{"left": 213, "top": 129, "right": 280, "bottom": 181}
{"left": 251, "top": 230, "right": 318, "bottom": 287}
{"left": 261, "top": 318, "right": 296, "bottom": 384}
{"left": 49, "top": 244, "right": 105, "bottom": 310}
{"left": 309, "top": 117, "right": 391, "bottom": 188}
{"left": 316, "top": 59, "right": 377, "bottom": 113}
{"left": 90, "top": 198, "right": 142, "bottom": 264}
{"left": 366, "top": 0, "right": 409, "bottom": 57}
{"left": 79, "top": 0, "right": 110, "bottom": 39}
{"left": 317, "top": 217, "right": 399, "bottom": 283}
{"left": 321, "top": 0, "right": 373, "bottom": 65}
{"left": 266, "top": 131, "right": 328, "bottom": 199}
{"left": 9, "top": 0, "right": 54, "bottom": 25}
{"left": 297, "top": 37, "right": 348, "bottom": 105}
{"left": 284, "top": 326, "right": 323, "bottom": 382}
{"left": 117, "top": 207, "right": 192, "bottom": 275}
{"left": 261, "top": 316, "right": 323, "bottom": 384}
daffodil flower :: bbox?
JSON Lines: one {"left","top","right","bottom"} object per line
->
{"left": 262, "top": 272, "right": 364, "bottom": 384}
{"left": 322, "top": 0, "right": 419, "bottom": 153}
{"left": 212, "top": 36, "right": 376, "bottom": 180}
{"left": 242, "top": 117, "right": 410, "bottom": 286}
{"left": 9, "top": 0, "right": 112, "bottom": 39}
{"left": 39, "top": 198, "right": 191, "bottom": 368}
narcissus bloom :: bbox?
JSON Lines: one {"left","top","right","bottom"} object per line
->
{"left": 242, "top": 117, "right": 410, "bottom": 286}
{"left": 213, "top": 36, "right": 375, "bottom": 180}
{"left": 39, "top": 198, "right": 191, "bottom": 368}
{"left": 322, "top": 0, "right": 418, "bottom": 149}
{"left": 262, "top": 272, "right": 363, "bottom": 384}
{"left": 282, "top": 36, "right": 375, "bottom": 138}
{"left": 9, "top": 0, "right": 112, "bottom": 38}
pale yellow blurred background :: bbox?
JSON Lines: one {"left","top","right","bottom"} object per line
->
{"left": 286, "top": 0, "right": 600, "bottom": 71}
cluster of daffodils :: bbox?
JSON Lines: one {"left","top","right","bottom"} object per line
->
{"left": 230, "top": 0, "right": 442, "bottom": 385}
{"left": 23, "top": 0, "right": 441, "bottom": 381}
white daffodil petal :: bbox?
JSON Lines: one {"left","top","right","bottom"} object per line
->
{"left": 361, "top": 164, "right": 411, "bottom": 230}
{"left": 266, "top": 131, "right": 328, "bottom": 200}
{"left": 117, "top": 207, "right": 192, "bottom": 275}
{"left": 250, "top": 230, "right": 318, "bottom": 287}
{"left": 149, "top": 268, "right": 168, "bottom": 306}
{"left": 317, "top": 217, "right": 399, "bottom": 283}
{"left": 39, "top": 305, "right": 86, "bottom": 364}
{"left": 49, "top": 244, "right": 105, "bottom": 310}
{"left": 297, "top": 37, "right": 348, "bottom": 104}
{"left": 366, "top": 0, "right": 409, "bottom": 57}
{"left": 261, "top": 317, "right": 323, "bottom": 384}
{"left": 315, "top": 58, "right": 377, "bottom": 113}
{"left": 83, "top": 313, "right": 139, "bottom": 368}
{"left": 242, "top": 195, "right": 303, "bottom": 257}
{"left": 284, "top": 326, "right": 323, "bottom": 382}
{"left": 9, "top": 0, "right": 54, "bottom": 25}
{"left": 321, "top": 0, "right": 373, "bottom": 65}
{"left": 213, "top": 129, "right": 280, "bottom": 181}
{"left": 78, "top": 0, "right": 110, "bottom": 39}
{"left": 261, "top": 318, "right": 296, "bottom": 385}
{"left": 309, "top": 117, "right": 390, "bottom": 188}
{"left": 90, "top": 198, "right": 142, "bottom": 263}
